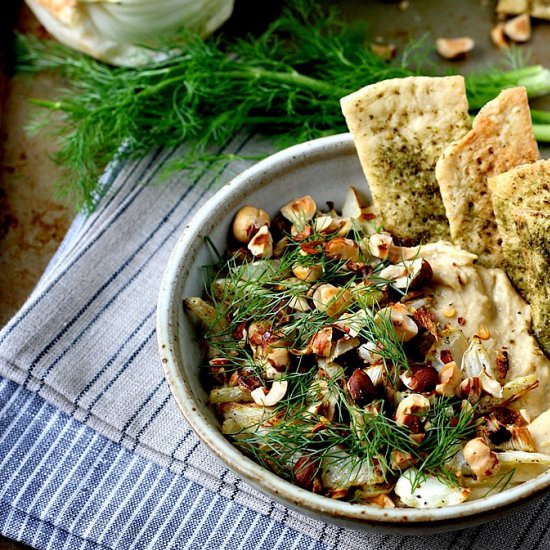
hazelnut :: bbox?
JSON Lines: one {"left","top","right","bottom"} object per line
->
{"left": 436, "top": 37, "right": 475, "bottom": 60}
{"left": 395, "top": 393, "right": 430, "bottom": 428}
{"left": 378, "top": 258, "right": 432, "bottom": 290}
{"left": 491, "top": 22, "right": 509, "bottom": 49}
{"left": 247, "top": 225, "right": 273, "bottom": 258}
{"left": 368, "top": 233, "right": 393, "bottom": 260}
{"left": 504, "top": 14, "right": 531, "bottom": 42}
{"left": 312, "top": 284, "right": 353, "bottom": 317}
{"left": 459, "top": 377, "right": 481, "bottom": 403}
{"left": 251, "top": 380, "right": 288, "bottom": 407}
{"left": 293, "top": 455, "right": 317, "bottom": 489}
{"left": 310, "top": 327, "right": 333, "bottom": 357}
{"left": 463, "top": 437, "right": 500, "bottom": 480}
{"left": 292, "top": 263, "right": 324, "bottom": 282}
{"left": 232, "top": 205, "right": 270, "bottom": 243}
{"left": 436, "top": 361, "right": 461, "bottom": 397}
{"left": 280, "top": 195, "right": 317, "bottom": 227}
{"left": 401, "top": 365, "right": 438, "bottom": 393}
{"left": 375, "top": 304, "right": 419, "bottom": 342}
{"left": 348, "top": 368, "right": 376, "bottom": 406}
{"left": 324, "top": 238, "right": 360, "bottom": 262}
{"left": 341, "top": 186, "right": 363, "bottom": 219}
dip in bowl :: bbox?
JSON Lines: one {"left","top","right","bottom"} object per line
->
{"left": 157, "top": 134, "right": 550, "bottom": 534}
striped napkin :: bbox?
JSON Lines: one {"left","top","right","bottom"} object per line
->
{"left": 1, "top": 135, "right": 549, "bottom": 549}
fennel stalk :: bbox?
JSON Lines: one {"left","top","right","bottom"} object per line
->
{"left": 15, "top": 1, "right": 550, "bottom": 211}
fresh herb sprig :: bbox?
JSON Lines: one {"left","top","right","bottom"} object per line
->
{"left": 16, "top": 1, "right": 550, "bottom": 211}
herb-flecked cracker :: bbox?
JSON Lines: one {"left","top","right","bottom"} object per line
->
{"left": 488, "top": 159, "right": 550, "bottom": 297}
{"left": 513, "top": 208, "right": 550, "bottom": 357}
{"left": 340, "top": 76, "right": 470, "bottom": 245}
{"left": 435, "top": 87, "right": 538, "bottom": 267}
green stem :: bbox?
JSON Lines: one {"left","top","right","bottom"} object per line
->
{"left": 531, "top": 109, "right": 550, "bottom": 124}
{"left": 225, "top": 67, "right": 346, "bottom": 96}
{"left": 533, "top": 123, "right": 550, "bottom": 142}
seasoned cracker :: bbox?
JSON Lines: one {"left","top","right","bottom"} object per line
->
{"left": 435, "top": 87, "right": 538, "bottom": 267}
{"left": 514, "top": 208, "right": 550, "bottom": 356}
{"left": 496, "top": 0, "right": 529, "bottom": 14}
{"left": 488, "top": 159, "right": 550, "bottom": 297}
{"left": 532, "top": 0, "right": 550, "bottom": 19}
{"left": 340, "top": 76, "right": 470, "bottom": 245}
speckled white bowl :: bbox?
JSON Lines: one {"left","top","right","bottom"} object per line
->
{"left": 157, "top": 134, "right": 550, "bottom": 534}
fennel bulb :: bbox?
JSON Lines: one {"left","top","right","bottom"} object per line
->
{"left": 25, "top": 0, "right": 234, "bottom": 66}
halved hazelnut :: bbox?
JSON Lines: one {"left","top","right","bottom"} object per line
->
{"left": 375, "top": 304, "right": 419, "bottom": 342}
{"left": 251, "top": 380, "right": 288, "bottom": 407}
{"left": 324, "top": 238, "right": 359, "bottom": 262}
{"left": 348, "top": 368, "right": 376, "bottom": 406}
{"left": 401, "top": 365, "right": 438, "bottom": 393}
{"left": 504, "top": 14, "right": 531, "bottom": 42}
{"left": 341, "top": 186, "right": 363, "bottom": 219}
{"left": 292, "top": 263, "right": 324, "bottom": 282}
{"left": 463, "top": 437, "right": 500, "bottom": 480}
{"left": 395, "top": 393, "right": 430, "bottom": 428}
{"left": 280, "top": 195, "right": 317, "bottom": 227}
{"left": 247, "top": 225, "right": 273, "bottom": 258}
{"left": 378, "top": 258, "right": 432, "bottom": 290}
{"left": 436, "top": 37, "right": 475, "bottom": 60}
{"left": 436, "top": 361, "right": 461, "bottom": 397}
{"left": 460, "top": 377, "right": 481, "bottom": 403}
{"left": 368, "top": 233, "right": 393, "bottom": 260}
{"left": 312, "top": 284, "right": 353, "bottom": 317}
{"left": 491, "top": 22, "right": 509, "bottom": 49}
{"left": 232, "top": 206, "right": 270, "bottom": 243}
{"left": 310, "top": 327, "right": 333, "bottom": 357}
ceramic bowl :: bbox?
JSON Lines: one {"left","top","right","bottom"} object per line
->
{"left": 157, "top": 133, "right": 550, "bottom": 534}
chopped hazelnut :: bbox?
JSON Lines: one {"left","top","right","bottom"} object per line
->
{"left": 251, "top": 380, "right": 288, "bottom": 407}
{"left": 436, "top": 361, "right": 461, "bottom": 397}
{"left": 247, "top": 225, "right": 273, "bottom": 258}
{"left": 491, "top": 22, "right": 509, "bottom": 49}
{"left": 395, "top": 393, "right": 430, "bottom": 428}
{"left": 436, "top": 37, "right": 475, "bottom": 60}
{"left": 463, "top": 437, "right": 500, "bottom": 480}
{"left": 281, "top": 195, "right": 317, "bottom": 228}
{"left": 232, "top": 206, "right": 270, "bottom": 243}
{"left": 504, "top": 14, "right": 531, "bottom": 43}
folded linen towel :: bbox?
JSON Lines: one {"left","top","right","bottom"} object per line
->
{"left": 0, "top": 136, "right": 549, "bottom": 549}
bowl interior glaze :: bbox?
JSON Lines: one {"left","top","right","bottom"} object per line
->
{"left": 157, "top": 134, "right": 550, "bottom": 534}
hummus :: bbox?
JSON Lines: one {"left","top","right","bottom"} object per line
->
{"left": 421, "top": 241, "right": 550, "bottom": 449}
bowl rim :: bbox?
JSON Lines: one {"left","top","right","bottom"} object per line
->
{"left": 157, "top": 133, "right": 550, "bottom": 527}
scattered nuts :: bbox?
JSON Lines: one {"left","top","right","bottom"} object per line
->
{"left": 247, "top": 225, "right": 273, "bottom": 258}
{"left": 368, "top": 233, "right": 393, "bottom": 259}
{"left": 292, "top": 263, "right": 324, "bottom": 282}
{"left": 324, "top": 237, "right": 360, "bottom": 262}
{"left": 232, "top": 205, "right": 270, "bottom": 243}
{"left": 390, "top": 450, "right": 417, "bottom": 471}
{"left": 310, "top": 327, "right": 333, "bottom": 357}
{"left": 379, "top": 258, "right": 432, "bottom": 290}
{"left": 341, "top": 186, "right": 363, "bottom": 219}
{"left": 348, "top": 368, "right": 377, "bottom": 406}
{"left": 504, "top": 13, "right": 531, "bottom": 42}
{"left": 460, "top": 377, "right": 482, "bottom": 403}
{"left": 376, "top": 304, "right": 419, "bottom": 342}
{"left": 494, "top": 350, "right": 509, "bottom": 384}
{"left": 293, "top": 455, "right": 318, "bottom": 489}
{"left": 463, "top": 437, "right": 500, "bottom": 480}
{"left": 395, "top": 393, "right": 430, "bottom": 429}
{"left": 312, "top": 284, "right": 353, "bottom": 317}
{"left": 436, "top": 361, "right": 461, "bottom": 397}
{"left": 401, "top": 365, "right": 438, "bottom": 393}
{"left": 281, "top": 195, "right": 317, "bottom": 228}
{"left": 436, "top": 37, "right": 475, "bottom": 60}
{"left": 491, "top": 22, "right": 509, "bottom": 49}
{"left": 370, "top": 43, "right": 397, "bottom": 61}
{"left": 251, "top": 380, "right": 288, "bottom": 407}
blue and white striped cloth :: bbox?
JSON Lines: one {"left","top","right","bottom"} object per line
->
{"left": 1, "top": 136, "right": 549, "bottom": 549}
